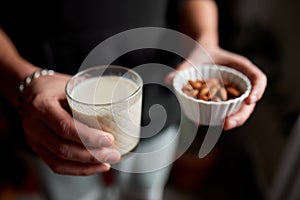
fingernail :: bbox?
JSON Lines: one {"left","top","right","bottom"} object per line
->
{"left": 96, "top": 163, "right": 111, "bottom": 173}
{"left": 101, "top": 134, "right": 114, "bottom": 147}
{"left": 104, "top": 152, "right": 121, "bottom": 163}
{"left": 102, "top": 163, "right": 111, "bottom": 170}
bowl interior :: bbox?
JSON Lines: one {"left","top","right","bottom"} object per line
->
{"left": 173, "top": 65, "right": 252, "bottom": 104}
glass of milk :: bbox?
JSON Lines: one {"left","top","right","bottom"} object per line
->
{"left": 65, "top": 66, "right": 143, "bottom": 156}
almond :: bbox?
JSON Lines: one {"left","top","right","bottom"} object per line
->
{"left": 227, "top": 86, "right": 240, "bottom": 97}
{"left": 219, "top": 88, "right": 228, "bottom": 101}
{"left": 188, "top": 80, "right": 202, "bottom": 89}
{"left": 182, "top": 77, "right": 242, "bottom": 102}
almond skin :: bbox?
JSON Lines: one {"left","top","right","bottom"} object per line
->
{"left": 182, "top": 78, "right": 242, "bottom": 102}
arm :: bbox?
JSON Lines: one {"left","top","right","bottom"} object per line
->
{"left": 0, "top": 28, "right": 121, "bottom": 175}
{"left": 179, "top": 0, "right": 219, "bottom": 47}
{"left": 0, "top": 28, "right": 39, "bottom": 106}
{"left": 170, "top": 0, "right": 267, "bottom": 130}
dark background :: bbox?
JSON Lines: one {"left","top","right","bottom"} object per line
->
{"left": 1, "top": 0, "right": 300, "bottom": 199}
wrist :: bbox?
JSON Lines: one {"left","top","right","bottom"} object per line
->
{"left": 0, "top": 56, "right": 41, "bottom": 107}
{"left": 195, "top": 35, "right": 219, "bottom": 49}
{"left": 13, "top": 57, "right": 41, "bottom": 82}
{"left": 18, "top": 68, "right": 55, "bottom": 104}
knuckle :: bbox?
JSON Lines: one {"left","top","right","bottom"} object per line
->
{"left": 22, "top": 93, "right": 50, "bottom": 118}
{"left": 31, "top": 93, "right": 47, "bottom": 111}
{"left": 58, "top": 118, "right": 72, "bottom": 138}
{"left": 235, "top": 120, "right": 243, "bottom": 127}
{"left": 57, "top": 144, "right": 72, "bottom": 160}
{"left": 255, "top": 70, "right": 267, "bottom": 82}
{"left": 239, "top": 56, "right": 252, "bottom": 65}
{"left": 262, "top": 74, "right": 268, "bottom": 84}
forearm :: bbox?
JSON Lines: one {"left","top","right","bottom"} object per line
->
{"left": 0, "top": 28, "right": 39, "bottom": 106}
{"left": 180, "top": 0, "right": 219, "bottom": 46}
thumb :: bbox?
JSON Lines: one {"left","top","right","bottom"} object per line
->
{"left": 164, "top": 61, "right": 191, "bottom": 85}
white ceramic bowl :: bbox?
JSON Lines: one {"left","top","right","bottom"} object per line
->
{"left": 173, "top": 64, "right": 251, "bottom": 125}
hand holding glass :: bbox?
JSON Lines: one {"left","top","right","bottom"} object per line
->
{"left": 65, "top": 66, "right": 143, "bottom": 157}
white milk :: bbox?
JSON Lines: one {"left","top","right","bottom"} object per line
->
{"left": 70, "top": 76, "right": 142, "bottom": 155}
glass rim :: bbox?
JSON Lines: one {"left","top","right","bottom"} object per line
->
{"left": 65, "top": 65, "right": 143, "bottom": 107}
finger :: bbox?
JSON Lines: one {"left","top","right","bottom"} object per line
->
{"left": 223, "top": 102, "right": 256, "bottom": 130}
{"left": 222, "top": 52, "right": 267, "bottom": 104}
{"left": 50, "top": 142, "right": 121, "bottom": 164}
{"left": 165, "top": 47, "right": 211, "bottom": 86}
{"left": 40, "top": 100, "right": 115, "bottom": 148}
{"left": 35, "top": 143, "right": 111, "bottom": 176}
{"left": 230, "top": 59, "right": 267, "bottom": 105}
{"left": 164, "top": 61, "right": 191, "bottom": 85}
{"left": 245, "top": 66, "right": 267, "bottom": 105}
{"left": 30, "top": 120, "right": 121, "bottom": 164}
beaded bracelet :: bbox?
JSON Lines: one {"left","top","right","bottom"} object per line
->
{"left": 19, "top": 68, "right": 55, "bottom": 101}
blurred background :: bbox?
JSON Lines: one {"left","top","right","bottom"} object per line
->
{"left": 0, "top": 0, "right": 299, "bottom": 199}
